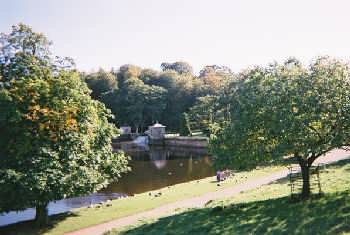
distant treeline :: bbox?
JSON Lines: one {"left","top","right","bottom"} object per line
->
{"left": 82, "top": 63, "right": 234, "bottom": 134}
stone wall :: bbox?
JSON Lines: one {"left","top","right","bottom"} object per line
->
{"left": 163, "top": 136, "right": 208, "bottom": 148}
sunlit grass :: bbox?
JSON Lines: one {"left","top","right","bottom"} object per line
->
{"left": 0, "top": 164, "right": 285, "bottom": 235}
{"left": 109, "top": 159, "right": 350, "bottom": 235}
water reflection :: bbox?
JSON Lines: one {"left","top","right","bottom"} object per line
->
{"left": 0, "top": 146, "right": 214, "bottom": 227}
{"left": 102, "top": 146, "right": 214, "bottom": 195}
{"left": 0, "top": 193, "right": 123, "bottom": 227}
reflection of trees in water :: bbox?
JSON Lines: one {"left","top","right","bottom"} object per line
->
{"left": 103, "top": 147, "right": 214, "bottom": 195}
{"left": 187, "top": 156, "right": 192, "bottom": 175}
{"left": 126, "top": 146, "right": 208, "bottom": 160}
{"left": 150, "top": 148, "right": 169, "bottom": 169}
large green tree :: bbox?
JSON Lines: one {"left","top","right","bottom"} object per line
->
{"left": 0, "top": 71, "right": 128, "bottom": 226}
{"left": 0, "top": 24, "right": 128, "bottom": 226}
{"left": 211, "top": 57, "right": 350, "bottom": 198}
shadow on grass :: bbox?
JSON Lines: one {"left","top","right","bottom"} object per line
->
{"left": 115, "top": 190, "right": 350, "bottom": 235}
{"left": 269, "top": 158, "right": 350, "bottom": 185}
{"left": 323, "top": 158, "right": 350, "bottom": 168}
{"left": 323, "top": 159, "right": 350, "bottom": 177}
{"left": 0, "top": 211, "right": 79, "bottom": 235}
{"left": 2, "top": 159, "right": 349, "bottom": 235}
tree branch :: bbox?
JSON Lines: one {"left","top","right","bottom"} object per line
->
{"left": 306, "top": 124, "right": 324, "bottom": 142}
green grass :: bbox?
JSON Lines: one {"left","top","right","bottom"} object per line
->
{"left": 108, "top": 159, "right": 350, "bottom": 235}
{"left": 0, "top": 165, "right": 285, "bottom": 235}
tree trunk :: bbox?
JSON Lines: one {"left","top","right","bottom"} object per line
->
{"left": 300, "top": 164, "right": 310, "bottom": 198}
{"left": 35, "top": 203, "right": 49, "bottom": 227}
{"left": 296, "top": 155, "right": 313, "bottom": 199}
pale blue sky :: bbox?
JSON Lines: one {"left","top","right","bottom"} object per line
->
{"left": 1, "top": 0, "right": 350, "bottom": 73}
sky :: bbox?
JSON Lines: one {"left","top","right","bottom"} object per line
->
{"left": 1, "top": 0, "right": 350, "bottom": 74}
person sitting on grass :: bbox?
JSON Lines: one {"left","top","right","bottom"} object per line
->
{"left": 216, "top": 170, "right": 222, "bottom": 182}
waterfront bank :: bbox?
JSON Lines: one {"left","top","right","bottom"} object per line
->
{"left": 0, "top": 164, "right": 286, "bottom": 235}
{"left": 149, "top": 136, "right": 209, "bottom": 148}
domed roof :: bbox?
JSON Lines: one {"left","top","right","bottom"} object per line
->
{"left": 151, "top": 122, "right": 166, "bottom": 128}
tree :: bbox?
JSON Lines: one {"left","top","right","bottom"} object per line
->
{"left": 0, "top": 71, "right": 128, "bottom": 226}
{"left": 198, "top": 65, "right": 234, "bottom": 95}
{"left": 0, "top": 23, "right": 74, "bottom": 82}
{"left": 83, "top": 69, "right": 117, "bottom": 100}
{"left": 199, "top": 65, "right": 233, "bottom": 78}
{"left": 121, "top": 78, "right": 167, "bottom": 132}
{"left": 211, "top": 57, "right": 350, "bottom": 199}
{"left": 187, "top": 95, "right": 222, "bottom": 135}
{"left": 143, "top": 85, "right": 167, "bottom": 126}
{"left": 0, "top": 24, "right": 128, "bottom": 226}
{"left": 158, "top": 71, "right": 200, "bottom": 131}
{"left": 117, "top": 64, "right": 142, "bottom": 86}
{"left": 103, "top": 67, "right": 167, "bottom": 132}
{"left": 161, "top": 61, "right": 193, "bottom": 75}
{"left": 0, "top": 23, "right": 51, "bottom": 60}
{"left": 109, "top": 66, "right": 198, "bottom": 132}
{"left": 139, "top": 68, "right": 159, "bottom": 85}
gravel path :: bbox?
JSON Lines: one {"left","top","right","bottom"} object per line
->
{"left": 65, "top": 149, "right": 349, "bottom": 235}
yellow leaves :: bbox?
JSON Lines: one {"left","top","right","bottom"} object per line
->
{"left": 39, "top": 123, "right": 46, "bottom": 131}
{"left": 292, "top": 106, "right": 298, "bottom": 113}
{"left": 41, "top": 107, "right": 49, "bottom": 114}
{"left": 25, "top": 105, "right": 47, "bottom": 121}
{"left": 23, "top": 104, "right": 80, "bottom": 137}
{"left": 24, "top": 113, "right": 36, "bottom": 121}
{"left": 31, "top": 105, "right": 41, "bottom": 111}
{"left": 65, "top": 118, "right": 78, "bottom": 128}
{"left": 309, "top": 121, "right": 322, "bottom": 130}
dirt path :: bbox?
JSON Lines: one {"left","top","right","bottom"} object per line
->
{"left": 65, "top": 149, "right": 349, "bottom": 235}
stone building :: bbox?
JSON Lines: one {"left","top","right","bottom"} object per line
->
{"left": 146, "top": 122, "right": 166, "bottom": 139}
{"left": 119, "top": 126, "right": 131, "bottom": 135}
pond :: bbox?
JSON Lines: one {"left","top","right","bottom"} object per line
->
{"left": 0, "top": 146, "right": 214, "bottom": 227}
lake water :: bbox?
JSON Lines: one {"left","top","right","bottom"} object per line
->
{"left": 0, "top": 146, "right": 214, "bottom": 227}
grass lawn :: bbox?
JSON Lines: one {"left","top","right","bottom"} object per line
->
{"left": 0, "top": 164, "right": 285, "bottom": 235}
{"left": 108, "top": 159, "right": 350, "bottom": 235}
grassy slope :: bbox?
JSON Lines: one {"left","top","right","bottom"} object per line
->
{"left": 0, "top": 165, "right": 284, "bottom": 235}
{"left": 109, "top": 159, "right": 350, "bottom": 235}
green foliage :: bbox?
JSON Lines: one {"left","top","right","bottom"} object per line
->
{"left": 83, "top": 69, "right": 117, "bottom": 99}
{"left": 186, "top": 67, "right": 236, "bottom": 135}
{"left": 2, "top": 23, "right": 51, "bottom": 59}
{"left": 80, "top": 61, "right": 234, "bottom": 133}
{"left": 0, "top": 23, "right": 74, "bottom": 83}
{"left": 0, "top": 24, "right": 128, "bottom": 225}
{"left": 198, "top": 65, "right": 234, "bottom": 95}
{"left": 158, "top": 71, "right": 201, "bottom": 131}
{"left": 0, "top": 161, "right": 285, "bottom": 235}
{"left": 210, "top": 57, "right": 350, "bottom": 196}
{"left": 199, "top": 65, "right": 233, "bottom": 78}
{"left": 179, "top": 113, "right": 191, "bottom": 136}
{"left": 0, "top": 71, "right": 128, "bottom": 214}
{"left": 161, "top": 61, "right": 193, "bottom": 75}
{"left": 95, "top": 65, "right": 205, "bottom": 132}
{"left": 103, "top": 70, "right": 167, "bottom": 131}
{"left": 187, "top": 95, "right": 228, "bottom": 136}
